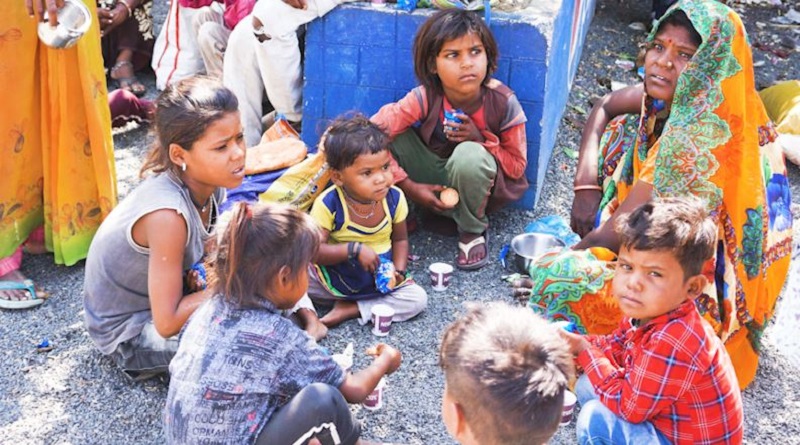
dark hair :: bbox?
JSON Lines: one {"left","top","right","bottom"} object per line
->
{"left": 657, "top": 10, "right": 702, "bottom": 48}
{"left": 439, "top": 302, "right": 574, "bottom": 445}
{"left": 322, "top": 113, "right": 389, "bottom": 171}
{"left": 413, "top": 9, "right": 498, "bottom": 95}
{"left": 140, "top": 76, "right": 239, "bottom": 177}
{"left": 615, "top": 197, "right": 716, "bottom": 278}
{"left": 213, "top": 202, "right": 320, "bottom": 308}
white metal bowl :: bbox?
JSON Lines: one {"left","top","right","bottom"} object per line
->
{"left": 37, "top": 0, "right": 92, "bottom": 49}
{"left": 509, "top": 232, "right": 565, "bottom": 274}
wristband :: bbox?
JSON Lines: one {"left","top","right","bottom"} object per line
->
{"left": 573, "top": 184, "right": 602, "bottom": 192}
{"left": 354, "top": 242, "right": 363, "bottom": 260}
{"left": 119, "top": 0, "right": 133, "bottom": 18}
{"left": 347, "top": 242, "right": 356, "bottom": 261}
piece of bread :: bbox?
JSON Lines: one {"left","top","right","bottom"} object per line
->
{"left": 440, "top": 187, "right": 460, "bottom": 208}
{"left": 245, "top": 138, "right": 308, "bottom": 175}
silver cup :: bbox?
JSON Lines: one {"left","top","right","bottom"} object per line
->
{"left": 509, "top": 232, "right": 566, "bottom": 274}
{"left": 37, "top": 0, "right": 93, "bottom": 49}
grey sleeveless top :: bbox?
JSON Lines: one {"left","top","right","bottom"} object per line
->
{"left": 83, "top": 171, "right": 224, "bottom": 355}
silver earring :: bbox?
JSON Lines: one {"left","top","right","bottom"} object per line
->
{"left": 181, "top": 162, "right": 187, "bottom": 172}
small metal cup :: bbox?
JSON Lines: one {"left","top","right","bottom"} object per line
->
{"left": 37, "top": 0, "right": 92, "bottom": 49}
{"left": 509, "top": 232, "right": 565, "bottom": 274}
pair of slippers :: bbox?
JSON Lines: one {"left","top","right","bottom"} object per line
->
{"left": 0, "top": 279, "right": 46, "bottom": 310}
{"left": 110, "top": 60, "right": 146, "bottom": 97}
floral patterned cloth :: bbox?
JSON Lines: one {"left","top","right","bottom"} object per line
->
{"left": 0, "top": 1, "right": 117, "bottom": 265}
{"left": 530, "top": 0, "right": 792, "bottom": 389}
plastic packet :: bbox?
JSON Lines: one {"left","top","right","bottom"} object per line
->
{"left": 523, "top": 215, "right": 581, "bottom": 247}
{"left": 375, "top": 258, "right": 396, "bottom": 294}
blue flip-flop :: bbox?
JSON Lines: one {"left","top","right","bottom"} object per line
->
{"left": 0, "top": 279, "right": 45, "bottom": 310}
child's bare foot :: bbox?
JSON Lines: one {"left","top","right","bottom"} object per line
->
{"left": 305, "top": 318, "right": 329, "bottom": 341}
{"left": 320, "top": 301, "right": 360, "bottom": 327}
{"left": 296, "top": 308, "right": 328, "bottom": 341}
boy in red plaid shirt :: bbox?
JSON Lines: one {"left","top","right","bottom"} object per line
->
{"left": 561, "top": 197, "right": 743, "bottom": 444}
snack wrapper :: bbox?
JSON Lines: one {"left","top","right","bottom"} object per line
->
{"left": 375, "top": 258, "right": 396, "bottom": 294}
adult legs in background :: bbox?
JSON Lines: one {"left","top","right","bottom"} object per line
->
{"left": 193, "top": 3, "right": 230, "bottom": 79}
{"left": 0, "top": 0, "right": 116, "bottom": 307}
{"left": 223, "top": 14, "right": 264, "bottom": 146}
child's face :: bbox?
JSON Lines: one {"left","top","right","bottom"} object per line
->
{"left": 612, "top": 246, "right": 695, "bottom": 324}
{"left": 333, "top": 150, "right": 393, "bottom": 203}
{"left": 644, "top": 23, "right": 699, "bottom": 104}
{"left": 434, "top": 32, "right": 488, "bottom": 105}
{"left": 182, "top": 112, "right": 246, "bottom": 190}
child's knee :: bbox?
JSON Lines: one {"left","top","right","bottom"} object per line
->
{"left": 575, "top": 399, "right": 615, "bottom": 444}
{"left": 298, "top": 383, "right": 348, "bottom": 414}
{"left": 407, "top": 284, "right": 428, "bottom": 315}
{"left": 448, "top": 142, "right": 497, "bottom": 177}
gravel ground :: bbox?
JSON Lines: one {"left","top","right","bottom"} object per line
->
{"left": 2, "top": 0, "right": 799, "bottom": 443}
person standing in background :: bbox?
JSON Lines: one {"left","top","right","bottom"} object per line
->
{"left": 0, "top": 0, "right": 117, "bottom": 309}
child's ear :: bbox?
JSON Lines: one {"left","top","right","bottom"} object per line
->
{"left": 685, "top": 274, "right": 708, "bottom": 299}
{"left": 168, "top": 143, "right": 187, "bottom": 169}
{"left": 331, "top": 170, "right": 344, "bottom": 187}
{"left": 277, "top": 265, "right": 292, "bottom": 286}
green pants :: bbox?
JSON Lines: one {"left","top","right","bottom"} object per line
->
{"left": 390, "top": 130, "right": 497, "bottom": 234}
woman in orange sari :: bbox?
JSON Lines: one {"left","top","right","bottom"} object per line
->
{"left": 0, "top": 0, "right": 117, "bottom": 309}
{"left": 529, "top": 0, "right": 792, "bottom": 389}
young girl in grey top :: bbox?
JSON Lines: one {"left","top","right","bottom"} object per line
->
{"left": 83, "top": 77, "right": 329, "bottom": 380}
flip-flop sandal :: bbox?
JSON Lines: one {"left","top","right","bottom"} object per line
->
{"left": 456, "top": 231, "right": 490, "bottom": 271}
{"left": 0, "top": 279, "right": 46, "bottom": 310}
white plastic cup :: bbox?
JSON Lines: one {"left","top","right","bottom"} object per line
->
{"left": 370, "top": 0, "right": 387, "bottom": 7}
{"left": 428, "top": 262, "right": 454, "bottom": 292}
{"left": 371, "top": 304, "right": 395, "bottom": 336}
{"left": 362, "top": 377, "right": 386, "bottom": 410}
{"left": 560, "top": 390, "right": 577, "bottom": 426}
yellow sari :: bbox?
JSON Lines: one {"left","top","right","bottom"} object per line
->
{"left": 0, "top": 1, "right": 117, "bottom": 266}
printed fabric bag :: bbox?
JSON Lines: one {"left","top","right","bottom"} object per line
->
{"left": 151, "top": 0, "right": 206, "bottom": 90}
{"left": 258, "top": 143, "right": 331, "bottom": 212}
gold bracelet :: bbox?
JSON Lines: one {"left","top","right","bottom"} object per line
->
{"left": 573, "top": 184, "right": 602, "bottom": 192}
{"left": 118, "top": 0, "right": 133, "bottom": 18}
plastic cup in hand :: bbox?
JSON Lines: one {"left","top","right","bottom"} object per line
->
{"left": 371, "top": 304, "right": 395, "bottom": 336}
{"left": 362, "top": 377, "right": 387, "bottom": 410}
{"left": 561, "top": 390, "right": 577, "bottom": 426}
{"left": 429, "top": 262, "right": 454, "bottom": 291}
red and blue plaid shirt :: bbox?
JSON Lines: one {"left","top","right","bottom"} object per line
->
{"left": 577, "top": 300, "right": 743, "bottom": 444}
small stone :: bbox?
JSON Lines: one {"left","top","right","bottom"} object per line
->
{"left": 779, "top": 36, "right": 797, "bottom": 50}
{"left": 628, "top": 22, "right": 647, "bottom": 31}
